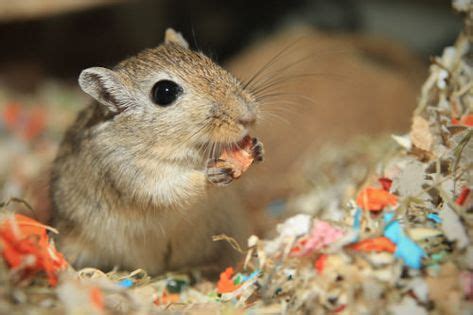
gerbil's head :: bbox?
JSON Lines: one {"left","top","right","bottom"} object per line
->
{"left": 78, "top": 28, "right": 259, "bottom": 159}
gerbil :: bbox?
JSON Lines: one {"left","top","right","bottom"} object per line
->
{"left": 50, "top": 29, "right": 263, "bottom": 275}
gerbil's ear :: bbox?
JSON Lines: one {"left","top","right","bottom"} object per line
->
{"left": 164, "top": 28, "right": 189, "bottom": 49}
{"left": 79, "top": 67, "right": 133, "bottom": 113}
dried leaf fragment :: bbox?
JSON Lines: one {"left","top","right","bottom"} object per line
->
{"left": 440, "top": 203, "right": 469, "bottom": 249}
{"left": 410, "top": 116, "right": 433, "bottom": 151}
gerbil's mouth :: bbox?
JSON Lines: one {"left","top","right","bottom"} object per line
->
{"left": 237, "top": 129, "right": 249, "bottom": 142}
{"left": 215, "top": 132, "right": 250, "bottom": 151}
{"left": 201, "top": 132, "right": 254, "bottom": 162}
{"left": 234, "top": 134, "right": 252, "bottom": 150}
{"left": 223, "top": 129, "right": 251, "bottom": 150}
{"left": 208, "top": 124, "right": 249, "bottom": 145}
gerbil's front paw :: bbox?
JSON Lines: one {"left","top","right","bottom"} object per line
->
{"left": 206, "top": 160, "right": 235, "bottom": 187}
{"left": 250, "top": 137, "right": 264, "bottom": 162}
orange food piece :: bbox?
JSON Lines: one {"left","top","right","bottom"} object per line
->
{"left": 350, "top": 237, "right": 396, "bottom": 253}
{"left": 218, "top": 136, "right": 254, "bottom": 179}
{"left": 217, "top": 267, "right": 241, "bottom": 294}
{"left": 0, "top": 214, "right": 67, "bottom": 286}
{"left": 356, "top": 187, "right": 398, "bottom": 211}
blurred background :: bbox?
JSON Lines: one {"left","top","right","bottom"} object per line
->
{"left": 0, "top": 0, "right": 461, "bottom": 89}
{"left": 0, "top": 0, "right": 464, "bottom": 225}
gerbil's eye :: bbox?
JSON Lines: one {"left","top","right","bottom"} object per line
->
{"left": 151, "top": 80, "right": 183, "bottom": 106}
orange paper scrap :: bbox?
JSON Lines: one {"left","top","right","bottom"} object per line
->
{"left": 0, "top": 214, "right": 67, "bottom": 286}
{"left": 356, "top": 187, "right": 398, "bottom": 211}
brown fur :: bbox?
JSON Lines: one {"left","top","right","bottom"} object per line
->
{"left": 51, "top": 29, "right": 257, "bottom": 274}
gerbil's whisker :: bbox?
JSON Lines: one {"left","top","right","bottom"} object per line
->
{"left": 180, "top": 118, "right": 210, "bottom": 147}
{"left": 259, "top": 109, "right": 291, "bottom": 126}
{"left": 236, "top": 140, "right": 243, "bottom": 151}
{"left": 191, "top": 26, "right": 201, "bottom": 52}
{"left": 203, "top": 141, "right": 214, "bottom": 161}
{"left": 242, "top": 37, "right": 305, "bottom": 90}
{"left": 249, "top": 48, "right": 350, "bottom": 90}
{"left": 251, "top": 72, "right": 345, "bottom": 97}
{"left": 259, "top": 101, "right": 306, "bottom": 112}
{"left": 210, "top": 142, "right": 217, "bottom": 162}
{"left": 255, "top": 92, "right": 316, "bottom": 106}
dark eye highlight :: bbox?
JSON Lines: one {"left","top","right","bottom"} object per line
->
{"left": 151, "top": 80, "right": 183, "bottom": 106}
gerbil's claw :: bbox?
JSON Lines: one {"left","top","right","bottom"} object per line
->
{"left": 251, "top": 138, "right": 264, "bottom": 162}
{"left": 206, "top": 164, "right": 234, "bottom": 187}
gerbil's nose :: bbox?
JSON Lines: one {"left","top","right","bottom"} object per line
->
{"left": 237, "top": 99, "right": 257, "bottom": 126}
{"left": 238, "top": 111, "right": 256, "bottom": 127}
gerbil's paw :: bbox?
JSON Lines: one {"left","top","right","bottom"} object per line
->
{"left": 206, "top": 162, "right": 235, "bottom": 187}
{"left": 250, "top": 138, "right": 264, "bottom": 162}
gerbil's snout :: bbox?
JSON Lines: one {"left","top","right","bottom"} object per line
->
{"left": 207, "top": 98, "right": 258, "bottom": 144}
{"left": 237, "top": 98, "right": 259, "bottom": 127}
{"left": 238, "top": 110, "right": 257, "bottom": 127}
